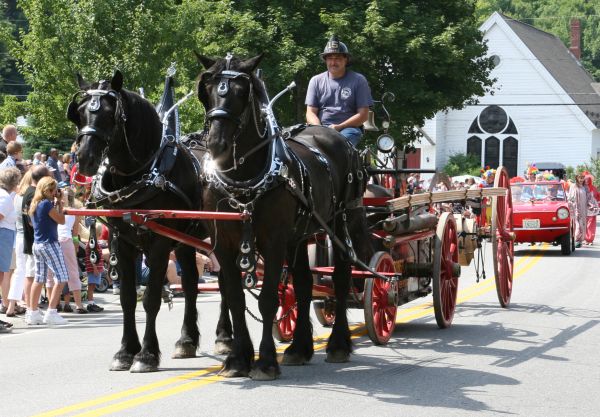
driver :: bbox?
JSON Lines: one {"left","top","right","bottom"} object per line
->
{"left": 305, "top": 35, "right": 373, "bottom": 146}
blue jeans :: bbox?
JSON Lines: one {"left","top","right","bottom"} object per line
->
{"left": 339, "top": 127, "right": 363, "bottom": 147}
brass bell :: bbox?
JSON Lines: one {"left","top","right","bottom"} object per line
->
{"left": 363, "top": 110, "right": 379, "bottom": 132}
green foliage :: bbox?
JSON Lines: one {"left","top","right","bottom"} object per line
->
{"left": 2, "top": 0, "right": 493, "bottom": 153}
{"left": 475, "top": 0, "right": 600, "bottom": 80}
{"left": 443, "top": 152, "right": 482, "bottom": 177}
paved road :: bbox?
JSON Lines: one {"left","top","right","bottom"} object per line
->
{"left": 2, "top": 234, "right": 599, "bottom": 417}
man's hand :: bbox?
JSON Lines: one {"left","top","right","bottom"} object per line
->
{"left": 329, "top": 124, "right": 341, "bottom": 131}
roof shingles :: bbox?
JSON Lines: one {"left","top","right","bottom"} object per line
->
{"left": 501, "top": 13, "right": 600, "bottom": 128}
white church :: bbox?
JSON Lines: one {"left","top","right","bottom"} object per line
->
{"left": 414, "top": 12, "right": 600, "bottom": 177}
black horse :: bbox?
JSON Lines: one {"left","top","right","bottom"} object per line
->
{"left": 195, "top": 53, "right": 372, "bottom": 380}
{"left": 67, "top": 71, "right": 230, "bottom": 372}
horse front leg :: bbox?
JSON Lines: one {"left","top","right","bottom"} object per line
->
{"left": 326, "top": 247, "right": 353, "bottom": 363}
{"left": 172, "top": 244, "right": 200, "bottom": 359}
{"left": 214, "top": 270, "right": 233, "bottom": 355}
{"left": 130, "top": 240, "right": 170, "bottom": 372}
{"left": 281, "top": 242, "right": 314, "bottom": 366}
{"left": 249, "top": 247, "right": 285, "bottom": 381}
{"left": 110, "top": 242, "right": 141, "bottom": 371}
{"left": 219, "top": 250, "right": 254, "bottom": 377}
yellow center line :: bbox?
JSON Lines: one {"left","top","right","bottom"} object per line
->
{"left": 31, "top": 247, "right": 546, "bottom": 417}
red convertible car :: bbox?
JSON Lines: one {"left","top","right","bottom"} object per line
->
{"left": 511, "top": 181, "right": 575, "bottom": 255}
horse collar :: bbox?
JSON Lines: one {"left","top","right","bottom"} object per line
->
{"left": 204, "top": 139, "right": 288, "bottom": 202}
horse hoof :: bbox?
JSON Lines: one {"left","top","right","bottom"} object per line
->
{"left": 130, "top": 361, "right": 159, "bottom": 373}
{"left": 249, "top": 367, "right": 280, "bottom": 381}
{"left": 214, "top": 341, "right": 233, "bottom": 355}
{"left": 218, "top": 367, "right": 249, "bottom": 378}
{"left": 109, "top": 358, "right": 133, "bottom": 371}
{"left": 325, "top": 351, "right": 350, "bottom": 363}
{"left": 281, "top": 352, "right": 308, "bottom": 366}
{"left": 172, "top": 344, "right": 197, "bottom": 359}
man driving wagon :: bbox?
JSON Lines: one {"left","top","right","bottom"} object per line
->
{"left": 305, "top": 35, "right": 373, "bottom": 147}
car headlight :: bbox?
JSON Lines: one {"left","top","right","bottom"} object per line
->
{"left": 557, "top": 207, "right": 569, "bottom": 219}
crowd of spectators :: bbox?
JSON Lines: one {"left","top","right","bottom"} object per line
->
{"left": 0, "top": 124, "right": 116, "bottom": 332}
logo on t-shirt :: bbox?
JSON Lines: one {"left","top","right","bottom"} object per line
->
{"left": 341, "top": 87, "right": 352, "bottom": 100}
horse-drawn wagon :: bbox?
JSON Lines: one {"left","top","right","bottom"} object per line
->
{"left": 65, "top": 55, "right": 513, "bottom": 379}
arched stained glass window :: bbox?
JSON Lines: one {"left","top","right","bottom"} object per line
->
{"left": 466, "top": 107, "right": 519, "bottom": 175}
{"left": 467, "top": 136, "right": 482, "bottom": 162}
{"left": 503, "top": 137, "right": 518, "bottom": 177}
{"left": 484, "top": 136, "right": 500, "bottom": 169}
{"left": 479, "top": 105, "right": 508, "bottom": 134}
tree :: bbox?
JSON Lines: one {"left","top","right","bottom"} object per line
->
{"left": 0, "top": 1, "right": 29, "bottom": 99}
{"left": 443, "top": 152, "right": 482, "bottom": 177}
{"left": 4, "top": 0, "right": 494, "bottom": 152}
{"left": 178, "top": 0, "right": 495, "bottom": 145}
{"left": 3, "top": 0, "right": 182, "bottom": 153}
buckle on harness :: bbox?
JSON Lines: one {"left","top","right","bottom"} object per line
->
{"left": 108, "top": 191, "right": 122, "bottom": 204}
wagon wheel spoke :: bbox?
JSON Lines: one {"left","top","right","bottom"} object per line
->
{"left": 364, "top": 252, "right": 398, "bottom": 345}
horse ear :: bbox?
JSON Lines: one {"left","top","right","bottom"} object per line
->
{"left": 239, "top": 53, "right": 264, "bottom": 74}
{"left": 67, "top": 100, "right": 80, "bottom": 126}
{"left": 194, "top": 51, "right": 216, "bottom": 70}
{"left": 76, "top": 74, "right": 89, "bottom": 90}
{"left": 111, "top": 70, "right": 123, "bottom": 91}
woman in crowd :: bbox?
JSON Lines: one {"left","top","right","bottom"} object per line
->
{"left": 5, "top": 171, "right": 32, "bottom": 317}
{"left": 61, "top": 154, "right": 71, "bottom": 184}
{"left": 584, "top": 173, "right": 599, "bottom": 245}
{"left": 0, "top": 167, "right": 21, "bottom": 332}
{"left": 568, "top": 172, "right": 590, "bottom": 249}
{"left": 26, "top": 176, "right": 69, "bottom": 325}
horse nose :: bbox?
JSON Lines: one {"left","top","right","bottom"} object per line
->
{"left": 76, "top": 139, "right": 101, "bottom": 176}
{"left": 207, "top": 136, "right": 228, "bottom": 160}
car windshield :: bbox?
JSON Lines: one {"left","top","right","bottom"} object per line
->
{"left": 511, "top": 183, "right": 566, "bottom": 203}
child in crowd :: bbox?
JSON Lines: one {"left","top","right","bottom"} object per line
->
{"left": 47, "top": 186, "right": 87, "bottom": 314}
{"left": 26, "top": 176, "right": 69, "bottom": 325}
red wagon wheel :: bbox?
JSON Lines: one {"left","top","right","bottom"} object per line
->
{"left": 492, "top": 167, "right": 515, "bottom": 308}
{"left": 313, "top": 299, "right": 336, "bottom": 327}
{"left": 364, "top": 252, "right": 398, "bottom": 345}
{"left": 272, "top": 276, "right": 297, "bottom": 342}
{"left": 432, "top": 212, "right": 460, "bottom": 328}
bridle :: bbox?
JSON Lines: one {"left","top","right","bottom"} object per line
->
{"left": 201, "top": 53, "right": 268, "bottom": 173}
{"left": 71, "top": 83, "right": 144, "bottom": 170}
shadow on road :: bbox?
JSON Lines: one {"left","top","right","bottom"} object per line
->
{"left": 515, "top": 246, "right": 599, "bottom": 258}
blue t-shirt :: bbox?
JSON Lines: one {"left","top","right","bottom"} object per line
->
{"left": 31, "top": 199, "right": 58, "bottom": 243}
{"left": 305, "top": 70, "right": 373, "bottom": 126}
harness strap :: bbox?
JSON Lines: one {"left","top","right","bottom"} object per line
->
{"left": 90, "top": 140, "right": 198, "bottom": 210}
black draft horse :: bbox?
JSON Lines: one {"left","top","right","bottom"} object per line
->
{"left": 195, "top": 53, "right": 372, "bottom": 380}
{"left": 67, "top": 71, "right": 231, "bottom": 372}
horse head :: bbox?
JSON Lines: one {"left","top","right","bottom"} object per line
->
{"left": 195, "top": 52, "right": 264, "bottom": 167}
{"left": 67, "top": 71, "right": 160, "bottom": 177}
